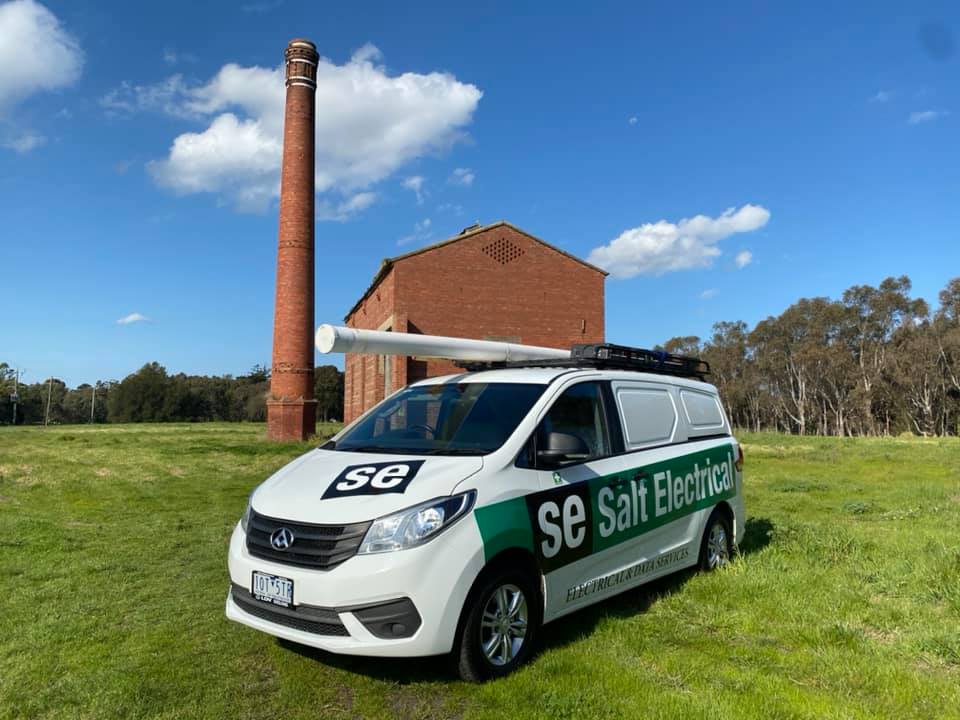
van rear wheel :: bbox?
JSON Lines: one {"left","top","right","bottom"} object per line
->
{"left": 699, "top": 509, "right": 732, "bottom": 570}
{"left": 455, "top": 567, "right": 540, "bottom": 681}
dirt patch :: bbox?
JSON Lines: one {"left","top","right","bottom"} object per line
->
{"left": 863, "top": 626, "right": 899, "bottom": 644}
{"left": 95, "top": 467, "right": 112, "bottom": 477}
{"left": 7, "top": 464, "right": 38, "bottom": 486}
{"left": 390, "top": 689, "right": 463, "bottom": 720}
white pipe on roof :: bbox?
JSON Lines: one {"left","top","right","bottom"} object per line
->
{"left": 315, "top": 324, "right": 571, "bottom": 363}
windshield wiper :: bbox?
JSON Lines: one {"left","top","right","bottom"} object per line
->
{"left": 422, "top": 447, "right": 489, "bottom": 456}
{"left": 335, "top": 445, "right": 417, "bottom": 454}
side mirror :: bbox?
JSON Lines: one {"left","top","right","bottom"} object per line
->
{"left": 537, "top": 431, "right": 591, "bottom": 467}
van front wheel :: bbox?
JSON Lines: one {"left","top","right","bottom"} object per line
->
{"left": 455, "top": 568, "right": 540, "bottom": 681}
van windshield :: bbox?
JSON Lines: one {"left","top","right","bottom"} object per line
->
{"left": 333, "top": 382, "right": 546, "bottom": 455}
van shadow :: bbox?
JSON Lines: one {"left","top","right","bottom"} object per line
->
{"left": 540, "top": 516, "right": 776, "bottom": 652}
{"left": 537, "top": 567, "right": 696, "bottom": 654}
{"left": 739, "top": 516, "right": 774, "bottom": 556}
{"left": 278, "top": 516, "right": 776, "bottom": 683}
{"left": 277, "top": 638, "right": 458, "bottom": 685}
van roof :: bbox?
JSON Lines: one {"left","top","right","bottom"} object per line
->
{"left": 411, "top": 367, "right": 719, "bottom": 392}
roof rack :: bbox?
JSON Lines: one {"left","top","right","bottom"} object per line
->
{"left": 457, "top": 342, "right": 710, "bottom": 380}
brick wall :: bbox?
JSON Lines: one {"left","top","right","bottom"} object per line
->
{"left": 342, "top": 224, "right": 605, "bottom": 422}
{"left": 343, "top": 271, "right": 408, "bottom": 423}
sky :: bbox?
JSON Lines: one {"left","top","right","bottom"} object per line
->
{"left": 1, "top": 0, "right": 958, "bottom": 387}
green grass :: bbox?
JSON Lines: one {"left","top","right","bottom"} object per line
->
{"left": 1, "top": 424, "right": 959, "bottom": 719}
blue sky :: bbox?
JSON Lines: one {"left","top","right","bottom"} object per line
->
{"left": 2, "top": 0, "right": 958, "bottom": 386}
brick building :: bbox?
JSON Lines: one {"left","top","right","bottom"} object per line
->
{"left": 342, "top": 221, "right": 607, "bottom": 422}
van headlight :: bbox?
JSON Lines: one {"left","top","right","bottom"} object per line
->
{"left": 358, "top": 491, "right": 477, "bottom": 554}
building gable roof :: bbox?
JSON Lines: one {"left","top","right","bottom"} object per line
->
{"left": 344, "top": 220, "right": 607, "bottom": 320}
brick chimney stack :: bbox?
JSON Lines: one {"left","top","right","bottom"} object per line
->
{"left": 267, "top": 39, "right": 319, "bottom": 441}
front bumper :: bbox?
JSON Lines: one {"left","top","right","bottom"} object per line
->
{"left": 225, "top": 518, "right": 485, "bottom": 657}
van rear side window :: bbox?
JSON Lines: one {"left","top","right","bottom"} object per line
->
{"left": 614, "top": 385, "right": 677, "bottom": 448}
{"left": 680, "top": 389, "right": 725, "bottom": 432}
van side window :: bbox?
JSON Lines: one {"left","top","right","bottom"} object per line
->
{"left": 615, "top": 385, "right": 677, "bottom": 449}
{"left": 536, "top": 382, "right": 612, "bottom": 466}
{"left": 679, "top": 389, "right": 726, "bottom": 433}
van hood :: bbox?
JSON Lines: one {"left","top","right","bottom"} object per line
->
{"left": 250, "top": 449, "right": 484, "bottom": 524}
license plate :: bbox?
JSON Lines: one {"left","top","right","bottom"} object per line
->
{"left": 252, "top": 571, "right": 294, "bottom": 608}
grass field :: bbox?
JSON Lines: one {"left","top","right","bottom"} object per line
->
{"left": 1, "top": 424, "right": 958, "bottom": 720}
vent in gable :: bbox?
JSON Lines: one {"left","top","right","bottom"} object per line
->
{"left": 482, "top": 237, "right": 525, "bottom": 265}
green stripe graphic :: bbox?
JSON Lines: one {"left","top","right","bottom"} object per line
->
{"left": 473, "top": 443, "right": 736, "bottom": 567}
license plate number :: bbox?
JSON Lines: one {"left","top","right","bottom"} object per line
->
{"left": 252, "top": 571, "right": 294, "bottom": 608}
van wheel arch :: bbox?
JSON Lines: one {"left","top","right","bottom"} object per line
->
{"left": 452, "top": 547, "right": 544, "bottom": 681}
{"left": 712, "top": 500, "right": 736, "bottom": 542}
{"left": 699, "top": 505, "right": 734, "bottom": 570}
{"left": 462, "top": 548, "right": 544, "bottom": 617}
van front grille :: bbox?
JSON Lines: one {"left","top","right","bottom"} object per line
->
{"left": 245, "top": 510, "right": 371, "bottom": 570}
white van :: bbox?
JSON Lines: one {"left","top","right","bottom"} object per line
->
{"left": 226, "top": 335, "right": 745, "bottom": 681}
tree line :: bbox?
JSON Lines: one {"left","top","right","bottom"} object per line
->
{"left": 4, "top": 274, "right": 959, "bottom": 435}
{"left": 662, "top": 276, "right": 960, "bottom": 436}
{"left": 0, "top": 363, "right": 344, "bottom": 426}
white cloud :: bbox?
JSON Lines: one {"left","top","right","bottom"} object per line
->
{"left": 149, "top": 112, "right": 282, "bottom": 210}
{"left": 587, "top": 204, "right": 771, "bottom": 279}
{"left": 628, "top": 116, "right": 638, "bottom": 125}
{"left": 3, "top": 131, "right": 44, "bottom": 153}
{"left": 869, "top": 90, "right": 891, "bottom": 103}
{"left": 117, "top": 312, "right": 149, "bottom": 325}
{"left": 162, "top": 48, "right": 196, "bottom": 66}
{"left": 398, "top": 218, "right": 432, "bottom": 246}
{"left": 317, "top": 191, "right": 377, "bottom": 222}
{"left": 449, "top": 167, "right": 474, "bottom": 186}
{"left": 437, "top": 202, "right": 463, "bottom": 215}
{"left": 0, "top": 0, "right": 82, "bottom": 111}
{"left": 734, "top": 249, "right": 753, "bottom": 268}
{"left": 908, "top": 109, "right": 948, "bottom": 125}
{"left": 99, "top": 74, "right": 193, "bottom": 117}
{"left": 125, "top": 46, "right": 481, "bottom": 211}
{"left": 402, "top": 175, "right": 425, "bottom": 204}
{"left": 700, "top": 288, "right": 719, "bottom": 300}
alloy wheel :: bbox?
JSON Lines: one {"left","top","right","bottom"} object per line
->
{"left": 479, "top": 583, "right": 528, "bottom": 666}
{"left": 706, "top": 521, "right": 730, "bottom": 569}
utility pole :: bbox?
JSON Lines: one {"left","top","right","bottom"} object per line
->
{"left": 10, "top": 368, "right": 20, "bottom": 426}
{"left": 90, "top": 383, "right": 96, "bottom": 424}
{"left": 44, "top": 377, "right": 53, "bottom": 427}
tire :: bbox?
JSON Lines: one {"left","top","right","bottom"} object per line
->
{"left": 698, "top": 508, "right": 732, "bottom": 571}
{"left": 455, "top": 566, "right": 541, "bottom": 682}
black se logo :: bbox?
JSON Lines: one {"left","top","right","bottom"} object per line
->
{"left": 525, "top": 484, "right": 593, "bottom": 572}
{"left": 322, "top": 460, "right": 425, "bottom": 499}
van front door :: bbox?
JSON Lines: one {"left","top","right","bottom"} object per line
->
{"left": 524, "top": 381, "right": 639, "bottom": 619}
